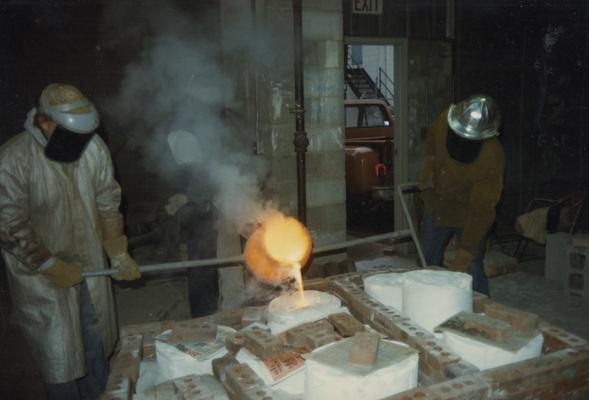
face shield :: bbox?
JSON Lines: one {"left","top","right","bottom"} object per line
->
{"left": 39, "top": 86, "right": 100, "bottom": 163}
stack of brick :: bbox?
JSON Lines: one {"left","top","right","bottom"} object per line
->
{"left": 328, "top": 313, "right": 365, "bottom": 337}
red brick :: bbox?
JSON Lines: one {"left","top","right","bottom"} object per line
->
{"left": 171, "top": 320, "right": 217, "bottom": 343}
{"left": 173, "top": 375, "right": 215, "bottom": 399}
{"left": 472, "top": 291, "right": 495, "bottom": 313}
{"left": 540, "top": 324, "right": 588, "bottom": 353}
{"left": 286, "top": 319, "right": 334, "bottom": 348}
{"left": 328, "top": 312, "right": 365, "bottom": 337}
{"left": 380, "top": 387, "right": 441, "bottom": 399}
{"left": 226, "top": 364, "right": 266, "bottom": 399}
{"left": 461, "top": 312, "right": 513, "bottom": 342}
{"left": 428, "top": 375, "right": 490, "bottom": 399}
{"left": 226, "top": 331, "right": 246, "bottom": 353}
{"left": 484, "top": 303, "right": 539, "bottom": 334}
{"left": 212, "top": 353, "right": 239, "bottom": 383}
{"left": 244, "top": 329, "right": 284, "bottom": 359}
{"left": 303, "top": 330, "right": 336, "bottom": 350}
{"left": 349, "top": 332, "right": 380, "bottom": 365}
{"left": 243, "top": 386, "right": 274, "bottom": 400}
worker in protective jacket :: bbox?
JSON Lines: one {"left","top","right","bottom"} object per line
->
{"left": 0, "top": 83, "right": 141, "bottom": 399}
{"left": 418, "top": 95, "right": 504, "bottom": 295}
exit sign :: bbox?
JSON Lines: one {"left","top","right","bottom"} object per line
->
{"left": 352, "top": 0, "right": 383, "bottom": 15}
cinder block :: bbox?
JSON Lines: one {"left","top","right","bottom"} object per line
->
{"left": 244, "top": 329, "right": 285, "bottom": 359}
{"left": 212, "top": 354, "right": 239, "bottom": 383}
{"left": 349, "top": 332, "right": 380, "bottom": 365}
{"left": 484, "top": 303, "right": 539, "bottom": 334}
{"left": 328, "top": 312, "right": 365, "bottom": 337}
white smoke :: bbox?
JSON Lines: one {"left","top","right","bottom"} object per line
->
{"left": 101, "top": 0, "right": 273, "bottom": 235}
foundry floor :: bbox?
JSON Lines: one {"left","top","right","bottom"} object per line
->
{"left": 1, "top": 249, "right": 589, "bottom": 399}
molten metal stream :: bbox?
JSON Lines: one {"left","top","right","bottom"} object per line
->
{"left": 291, "top": 263, "right": 307, "bottom": 307}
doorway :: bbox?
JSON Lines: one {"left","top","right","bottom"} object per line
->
{"left": 343, "top": 38, "right": 409, "bottom": 235}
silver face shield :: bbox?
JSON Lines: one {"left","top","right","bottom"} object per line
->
{"left": 447, "top": 95, "right": 501, "bottom": 141}
{"left": 39, "top": 98, "right": 99, "bottom": 135}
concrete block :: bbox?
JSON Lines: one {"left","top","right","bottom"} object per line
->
{"left": 244, "top": 329, "right": 285, "bottom": 359}
{"left": 303, "top": 40, "right": 342, "bottom": 69}
{"left": 302, "top": 10, "right": 343, "bottom": 40}
{"left": 545, "top": 233, "right": 572, "bottom": 285}
{"left": 304, "top": 67, "right": 343, "bottom": 98}
{"left": 307, "top": 126, "right": 345, "bottom": 153}
{"left": 349, "top": 332, "right": 380, "bottom": 365}
{"left": 328, "top": 312, "right": 365, "bottom": 337}
{"left": 306, "top": 151, "right": 345, "bottom": 179}
{"left": 305, "top": 97, "right": 344, "bottom": 127}
{"left": 484, "top": 303, "right": 539, "bottom": 334}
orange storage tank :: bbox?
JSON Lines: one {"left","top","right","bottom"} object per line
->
{"left": 345, "top": 146, "right": 379, "bottom": 195}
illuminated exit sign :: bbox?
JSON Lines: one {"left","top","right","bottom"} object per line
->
{"left": 352, "top": 0, "right": 383, "bottom": 15}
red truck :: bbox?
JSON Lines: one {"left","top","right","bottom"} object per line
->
{"left": 344, "top": 99, "right": 395, "bottom": 230}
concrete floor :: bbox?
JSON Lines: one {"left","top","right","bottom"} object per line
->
{"left": 1, "top": 247, "right": 589, "bottom": 399}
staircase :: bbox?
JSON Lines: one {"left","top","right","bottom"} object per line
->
{"left": 345, "top": 54, "right": 394, "bottom": 106}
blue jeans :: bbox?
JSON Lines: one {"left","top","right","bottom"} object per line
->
{"left": 420, "top": 213, "right": 490, "bottom": 296}
{"left": 46, "top": 283, "right": 109, "bottom": 400}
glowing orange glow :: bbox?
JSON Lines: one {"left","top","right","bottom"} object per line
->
{"left": 244, "top": 213, "right": 312, "bottom": 292}
{"left": 263, "top": 214, "right": 309, "bottom": 265}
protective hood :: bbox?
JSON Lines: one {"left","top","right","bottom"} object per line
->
{"left": 24, "top": 108, "right": 49, "bottom": 146}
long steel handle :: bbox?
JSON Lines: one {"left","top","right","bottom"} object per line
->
{"left": 397, "top": 182, "right": 427, "bottom": 267}
{"left": 83, "top": 183, "right": 425, "bottom": 278}
{"left": 82, "top": 229, "right": 415, "bottom": 278}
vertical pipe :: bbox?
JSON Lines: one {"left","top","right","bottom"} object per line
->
{"left": 292, "top": 0, "right": 308, "bottom": 223}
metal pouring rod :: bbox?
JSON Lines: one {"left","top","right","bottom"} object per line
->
{"left": 81, "top": 229, "right": 414, "bottom": 278}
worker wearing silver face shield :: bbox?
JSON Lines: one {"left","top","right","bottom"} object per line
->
{"left": 419, "top": 95, "right": 504, "bottom": 296}
{"left": 0, "top": 83, "right": 141, "bottom": 399}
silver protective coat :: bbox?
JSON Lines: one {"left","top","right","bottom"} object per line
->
{"left": 0, "top": 109, "right": 119, "bottom": 383}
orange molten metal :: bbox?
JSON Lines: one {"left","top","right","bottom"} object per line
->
{"left": 244, "top": 214, "right": 312, "bottom": 286}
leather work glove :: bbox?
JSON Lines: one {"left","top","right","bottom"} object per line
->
{"left": 447, "top": 248, "right": 474, "bottom": 273}
{"left": 41, "top": 258, "right": 82, "bottom": 288}
{"left": 103, "top": 235, "right": 141, "bottom": 281}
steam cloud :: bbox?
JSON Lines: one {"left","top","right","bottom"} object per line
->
{"left": 101, "top": 0, "right": 272, "bottom": 235}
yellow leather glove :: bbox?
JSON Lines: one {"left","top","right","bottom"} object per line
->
{"left": 447, "top": 248, "right": 474, "bottom": 273}
{"left": 103, "top": 235, "right": 141, "bottom": 281}
{"left": 42, "top": 258, "right": 82, "bottom": 288}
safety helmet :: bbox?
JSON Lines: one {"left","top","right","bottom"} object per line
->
{"left": 38, "top": 83, "right": 99, "bottom": 134}
{"left": 447, "top": 95, "right": 501, "bottom": 141}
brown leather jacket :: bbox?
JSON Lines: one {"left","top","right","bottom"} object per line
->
{"left": 419, "top": 109, "right": 505, "bottom": 254}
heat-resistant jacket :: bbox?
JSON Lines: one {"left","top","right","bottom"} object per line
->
{"left": 0, "top": 109, "right": 119, "bottom": 383}
{"left": 419, "top": 109, "right": 504, "bottom": 254}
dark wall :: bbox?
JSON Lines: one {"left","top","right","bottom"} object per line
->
{"left": 454, "top": 0, "right": 589, "bottom": 232}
